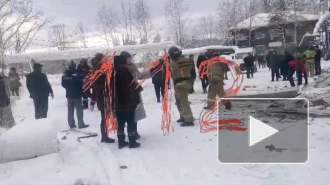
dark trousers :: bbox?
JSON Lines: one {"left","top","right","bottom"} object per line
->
{"left": 288, "top": 70, "right": 308, "bottom": 87}
{"left": 201, "top": 77, "right": 209, "bottom": 90}
{"left": 11, "top": 89, "right": 19, "bottom": 96}
{"left": 246, "top": 66, "right": 254, "bottom": 78}
{"left": 153, "top": 82, "right": 164, "bottom": 101}
{"left": 116, "top": 111, "right": 136, "bottom": 136}
{"left": 33, "top": 97, "right": 48, "bottom": 120}
{"left": 271, "top": 68, "right": 280, "bottom": 81}
{"left": 100, "top": 110, "right": 107, "bottom": 138}
{"left": 315, "top": 60, "right": 321, "bottom": 75}
{"left": 67, "top": 98, "right": 85, "bottom": 127}
{"left": 82, "top": 91, "right": 89, "bottom": 109}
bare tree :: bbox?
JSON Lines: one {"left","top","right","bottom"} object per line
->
{"left": 49, "top": 24, "right": 68, "bottom": 50}
{"left": 74, "top": 22, "right": 89, "bottom": 48}
{"left": 194, "top": 16, "right": 216, "bottom": 44}
{"left": 153, "top": 33, "right": 162, "bottom": 43}
{"left": 0, "top": 0, "right": 52, "bottom": 57}
{"left": 246, "top": 0, "right": 261, "bottom": 47}
{"left": 121, "top": 2, "right": 136, "bottom": 45}
{"left": 97, "top": 5, "right": 120, "bottom": 47}
{"left": 133, "top": 0, "right": 153, "bottom": 44}
{"left": 217, "top": 0, "right": 248, "bottom": 43}
{"left": 164, "top": 0, "right": 188, "bottom": 47}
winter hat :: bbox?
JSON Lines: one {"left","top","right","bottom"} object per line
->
{"left": 91, "top": 53, "right": 104, "bottom": 67}
{"left": 120, "top": 51, "right": 132, "bottom": 60}
{"left": 33, "top": 63, "right": 43, "bottom": 69}
{"left": 68, "top": 61, "right": 76, "bottom": 70}
{"left": 168, "top": 47, "right": 182, "bottom": 59}
{"left": 114, "top": 56, "right": 126, "bottom": 67}
{"left": 80, "top": 58, "right": 88, "bottom": 65}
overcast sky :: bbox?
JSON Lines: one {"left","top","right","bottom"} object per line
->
{"left": 32, "top": 0, "right": 219, "bottom": 27}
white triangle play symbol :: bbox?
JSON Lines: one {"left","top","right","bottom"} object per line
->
{"left": 249, "top": 116, "right": 278, "bottom": 147}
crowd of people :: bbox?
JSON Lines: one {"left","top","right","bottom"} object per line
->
{"left": 241, "top": 45, "right": 322, "bottom": 86}
{"left": 0, "top": 44, "right": 324, "bottom": 150}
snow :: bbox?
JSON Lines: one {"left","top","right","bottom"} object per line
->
{"left": 0, "top": 61, "right": 330, "bottom": 184}
{"left": 182, "top": 45, "right": 239, "bottom": 55}
{"left": 234, "top": 12, "right": 320, "bottom": 30}
{"left": 3, "top": 42, "right": 177, "bottom": 64}
{"left": 0, "top": 118, "right": 58, "bottom": 163}
{"left": 313, "top": 12, "right": 330, "bottom": 35}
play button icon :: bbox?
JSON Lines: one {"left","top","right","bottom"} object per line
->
{"left": 249, "top": 116, "right": 278, "bottom": 147}
{"left": 217, "top": 98, "right": 308, "bottom": 164}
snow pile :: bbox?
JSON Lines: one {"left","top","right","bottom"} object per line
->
{"left": 313, "top": 12, "right": 330, "bottom": 35}
{"left": 0, "top": 118, "right": 58, "bottom": 163}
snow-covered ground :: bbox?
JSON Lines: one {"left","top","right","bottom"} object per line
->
{"left": 0, "top": 61, "right": 330, "bottom": 185}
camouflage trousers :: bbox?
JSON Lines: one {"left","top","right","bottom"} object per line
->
{"left": 175, "top": 82, "right": 193, "bottom": 122}
{"left": 207, "top": 80, "right": 231, "bottom": 108}
{"left": 0, "top": 106, "right": 15, "bottom": 130}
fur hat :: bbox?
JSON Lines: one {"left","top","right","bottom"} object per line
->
{"left": 120, "top": 51, "right": 132, "bottom": 60}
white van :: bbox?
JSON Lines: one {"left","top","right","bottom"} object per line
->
{"left": 232, "top": 47, "right": 258, "bottom": 72}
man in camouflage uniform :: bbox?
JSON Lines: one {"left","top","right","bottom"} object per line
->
{"left": 304, "top": 46, "right": 316, "bottom": 77}
{"left": 169, "top": 47, "right": 195, "bottom": 127}
{"left": 204, "top": 52, "right": 231, "bottom": 110}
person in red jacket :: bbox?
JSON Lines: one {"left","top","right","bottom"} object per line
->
{"left": 288, "top": 55, "right": 308, "bottom": 87}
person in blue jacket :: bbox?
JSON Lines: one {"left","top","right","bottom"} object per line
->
{"left": 61, "top": 61, "right": 89, "bottom": 129}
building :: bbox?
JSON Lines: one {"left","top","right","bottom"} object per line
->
{"left": 229, "top": 12, "right": 319, "bottom": 55}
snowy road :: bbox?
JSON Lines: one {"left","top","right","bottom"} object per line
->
{"left": 1, "top": 66, "right": 330, "bottom": 185}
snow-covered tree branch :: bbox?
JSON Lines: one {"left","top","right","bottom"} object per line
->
{"left": 0, "top": 0, "right": 52, "bottom": 57}
{"left": 133, "top": 0, "right": 153, "bottom": 44}
{"left": 74, "top": 22, "right": 89, "bottom": 48}
{"left": 96, "top": 5, "right": 120, "bottom": 47}
{"left": 164, "top": 0, "right": 189, "bottom": 47}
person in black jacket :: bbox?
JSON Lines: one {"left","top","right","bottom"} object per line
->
{"left": 197, "top": 53, "right": 209, "bottom": 93}
{"left": 282, "top": 50, "right": 294, "bottom": 81}
{"left": 8, "top": 67, "right": 21, "bottom": 96}
{"left": 26, "top": 63, "right": 54, "bottom": 120}
{"left": 269, "top": 51, "right": 281, "bottom": 81}
{"left": 77, "top": 59, "right": 91, "bottom": 109}
{"left": 112, "top": 55, "right": 141, "bottom": 149}
{"left": 92, "top": 53, "right": 115, "bottom": 144}
{"left": 62, "top": 61, "right": 89, "bottom": 129}
{"left": 150, "top": 63, "right": 165, "bottom": 103}
{"left": 315, "top": 45, "right": 322, "bottom": 75}
{"left": 0, "top": 75, "right": 14, "bottom": 129}
{"left": 243, "top": 54, "right": 255, "bottom": 78}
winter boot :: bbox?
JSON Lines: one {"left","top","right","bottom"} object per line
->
{"left": 101, "top": 124, "right": 115, "bottom": 143}
{"left": 117, "top": 134, "right": 129, "bottom": 149}
{"left": 128, "top": 134, "right": 141, "bottom": 149}
{"left": 78, "top": 125, "right": 89, "bottom": 129}
{"left": 203, "top": 89, "right": 207, "bottom": 94}
{"left": 69, "top": 124, "right": 77, "bottom": 129}
{"left": 181, "top": 122, "right": 194, "bottom": 127}
{"left": 177, "top": 117, "right": 185, "bottom": 123}
{"left": 135, "top": 132, "right": 141, "bottom": 140}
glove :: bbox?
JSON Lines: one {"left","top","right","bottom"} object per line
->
{"left": 137, "top": 86, "right": 143, "bottom": 92}
{"left": 5, "top": 98, "right": 10, "bottom": 106}
{"left": 159, "top": 59, "right": 165, "bottom": 64}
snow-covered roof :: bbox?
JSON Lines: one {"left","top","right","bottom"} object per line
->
{"left": 233, "top": 12, "right": 319, "bottom": 30}
{"left": 4, "top": 41, "right": 177, "bottom": 64}
{"left": 182, "top": 45, "right": 239, "bottom": 55}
